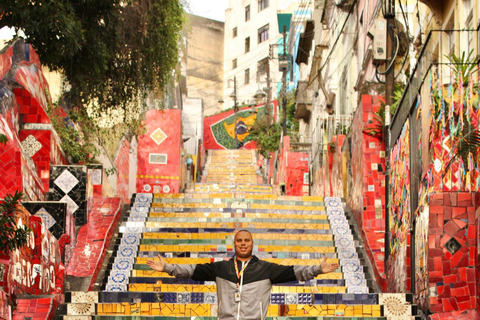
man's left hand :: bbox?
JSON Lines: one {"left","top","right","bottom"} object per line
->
{"left": 320, "top": 256, "right": 339, "bottom": 273}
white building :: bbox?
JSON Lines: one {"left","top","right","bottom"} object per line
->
{"left": 223, "top": 0, "right": 301, "bottom": 108}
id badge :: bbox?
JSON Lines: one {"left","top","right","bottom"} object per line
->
{"left": 234, "top": 291, "right": 241, "bottom": 303}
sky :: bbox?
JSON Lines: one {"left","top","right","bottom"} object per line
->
{"left": 186, "top": 0, "right": 228, "bottom": 22}
{"left": 0, "top": 1, "right": 228, "bottom": 39}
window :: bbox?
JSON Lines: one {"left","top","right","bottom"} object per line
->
{"left": 245, "top": 5, "right": 250, "bottom": 21}
{"left": 245, "top": 37, "right": 250, "bottom": 53}
{"left": 233, "top": 27, "right": 237, "bottom": 38}
{"left": 232, "top": 59, "right": 237, "bottom": 69}
{"left": 257, "top": 57, "right": 268, "bottom": 81}
{"left": 258, "top": 0, "right": 269, "bottom": 11}
{"left": 258, "top": 24, "right": 269, "bottom": 43}
{"left": 245, "top": 69, "right": 250, "bottom": 85}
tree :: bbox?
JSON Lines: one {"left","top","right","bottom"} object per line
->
{"left": 0, "top": 0, "right": 185, "bottom": 115}
{"left": 248, "top": 116, "right": 282, "bottom": 159}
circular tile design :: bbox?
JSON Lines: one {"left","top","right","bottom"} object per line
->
{"left": 325, "top": 197, "right": 341, "bottom": 207}
{"left": 384, "top": 297, "right": 410, "bottom": 316}
{"left": 332, "top": 224, "right": 350, "bottom": 235}
{"left": 110, "top": 272, "right": 129, "bottom": 283}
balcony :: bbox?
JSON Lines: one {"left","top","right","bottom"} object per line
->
{"left": 295, "top": 80, "right": 314, "bottom": 121}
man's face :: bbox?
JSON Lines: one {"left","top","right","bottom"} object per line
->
{"left": 234, "top": 231, "right": 253, "bottom": 260}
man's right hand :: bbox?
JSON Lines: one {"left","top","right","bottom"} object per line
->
{"left": 146, "top": 254, "right": 165, "bottom": 272}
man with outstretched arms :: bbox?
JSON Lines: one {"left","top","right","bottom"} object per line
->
{"left": 147, "top": 229, "right": 339, "bottom": 320}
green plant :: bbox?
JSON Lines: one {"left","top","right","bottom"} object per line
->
{"left": 444, "top": 126, "right": 480, "bottom": 175}
{"left": 248, "top": 117, "right": 282, "bottom": 158}
{"left": 363, "top": 83, "right": 404, "bottom": 139}
{"left": 49, "top": 107, "right": 99, "bottom": 164}
{"left": 1, "top": 0, "right": 185, "bottom": 115}
{"left": 0, "top": 191, "right": 30, "bottom": 255}
{"left": 286, "top": 89, "right": 299, "bottom": 134}
{"left": 0, "top": 134, "right": 7, "bottom": 145}
{"left": 445, "top": 50, "right": 479, "bottom": 86}
{"left": 328, "top": 141, "right": 336, "bottom": 153}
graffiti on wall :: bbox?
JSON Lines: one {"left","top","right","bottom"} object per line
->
{"left": 8, "top": 205, "right": 63, "bottom": 295}
{"left": 388, "top": 119, "right": 410, "bottom": 292}
{"left": 204, "top": 102, "right": 278, "bottom": 150}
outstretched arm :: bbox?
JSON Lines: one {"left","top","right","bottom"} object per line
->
{"left": 146, "top": 254, "right": 217, "bottom": 280}
{"left": 146, "top": 254, "right": 165, "bottom": 272}
{"left": 319, "top": 256, "right": 339, "bottom": 274}
{"left": 292, "top": 257, "right": 340, "bottom": 282}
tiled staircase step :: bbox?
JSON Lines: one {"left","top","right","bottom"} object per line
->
{"left": 119, "top": 226, "right": 336, "bottom": 234}
{"left": 64, "top": 317, "right": 420, "bottom": 320}
{"left": 140, "top": 232, "right": 335, "bottom": 240}
{"left": 151, "top": 197, "right": 325, "bottom": 206}
{"left": 129, "top": 238, "right": 336, "bottom": 246}
{"left": 133, "top": 244, "right": 337, "bottom": 253}
{"left": 132, "top": 257, "right": 341, "bottom": 266}
{"left": 143, "top": 212, "right": 330, "bottom": 220}
{"left": 125, "top": 277, "right": 348, "bottom": 286}
{"left": 67, "top": 292, "right": 405, "bottom": 306}
{"left": 131, "top": 217, "right": 330, "bottom": 224}
{"left": 147, "top": 207, "right": 327, "bottom": 214}
{"left": 134, "top": 252, "right": 347, "bottom": 260}
{"left": 151, "top": 193, "right": 322, "bottom": 202}
{"left": 134, "top": 222, "right": 332, "bottom": 230}
{"left": 64, "top": 302, "right": 417, "bottom": 318}
{"left": 127, "top": 270, "right": 344, "bottom": 280}
{"left": 125, "top": 283, "right": 349, "bottom": 293}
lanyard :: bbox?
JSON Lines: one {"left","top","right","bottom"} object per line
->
{"left": 234, "top": 257, "right": 251, "bottom": 284}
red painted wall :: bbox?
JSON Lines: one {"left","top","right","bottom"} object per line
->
{"left": 426, "top": 193, "right": 478, "bottom": 315}
{"left": 277, "top": 136, "right": 309, "bottom": 196}
{"left": 115, "top": 138, "right": 130, "bottom": 203}
{"left": 7, "top": 205, "right": 64, "bottom": 295}
{"left": 346, "top": 95, "right": 387, "bottom": 290}
{"left": 136, "top": 109, "right": 183, "bottom": 194}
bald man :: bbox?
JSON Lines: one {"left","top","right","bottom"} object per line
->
{"left": 147, "top": 230, "right": 339, "bottom": 320}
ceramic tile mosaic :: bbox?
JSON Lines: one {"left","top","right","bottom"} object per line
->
{"left": 22, "top": 201, "right": 68, "bottom": 240}
{"left": 49, "top": 165, "right": 87, "bottom": 225}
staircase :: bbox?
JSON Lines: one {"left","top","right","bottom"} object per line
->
{"left": 62, "top": 149, "right": 419, "bottom": 319}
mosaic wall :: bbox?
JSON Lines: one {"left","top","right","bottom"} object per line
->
{"left": 0, "top": 45, "right": 13, "bottom": 79}
{"left": 477, "top": 198, "right": 480, "bottom": 311}
{"left": 136, "top": 109, "right": 184, "bottom": 194}
{"left": 0, "top": 116, "right": 44, "bottom": 201}
{"left": 19, "top": 129, "right": 51, "bottom": 192}
{"left": 276, "top": 136, "right": 309, "bottom": 196}
{"left": 21, "top": 201, "right": 76, "bottom": 265}
{"left": 424, "top": 192, "right": 478, "bottom": 314}
{"left": 203, "top": 102, "right": 278, "bottom": 150}
{"left": 14, "top": 88, "right": 50, "bottom": 125}
{"left": 8, "top": 205, "right": 64, "bottom": 295}
{"left": 344, "top": 95, "right": 386, "bottom": 289}
{"left": 331, "top": 135, "right": 346, "bottom": 198}
{"left": 0, "top": 289, "right": 8, "bottom": 320}
{"left": 115, "top": 138, "right": 130, "bottom": 204}
{"left": 87, "top": 164, "right": 103, "bottom": 214}
{"left": 427, "top": 68, "right": 480, "bottom": 192}
{"left": 49, "top": 165, "right": 87, "bottom": 226}
{"left": 22, "top": 202, "right": 68, "bottom": 240}
{"left": 414, "top": 205, "right": 429, "bottom": 310}
{"left": 388, "top": 119, "right": 410, "bottom": 292}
